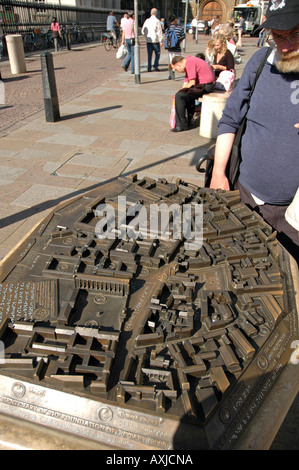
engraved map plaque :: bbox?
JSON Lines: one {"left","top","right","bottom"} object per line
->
{"left": 0, "top": 280, "right": 58, "bottom": 323}
{"left": 0, "top": 176, "right": 298, "bottom": 450}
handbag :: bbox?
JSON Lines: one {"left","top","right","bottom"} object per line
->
{"left": 130, "top": 22, "right": 135, "bottom": 45}
{"left": 201, "top": 47, "right": 273, "bottom": 188}
{"left": 215, "top": 70, "right": 235, "bottom": 92}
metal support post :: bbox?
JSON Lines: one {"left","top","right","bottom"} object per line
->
{"left": 66, "top": 30, "right": 71, "bottom": 50}
{"left": 182, "top": 0, "right": 189, "bottom": 53}
{"left": 134, "top": 0, "right": 140, "bottom": 84}
{"left": 196, "top": 0, "right": 199, "bottom": 44}
{"left": 41, "top": 52, "right": 60, "bottom": 122}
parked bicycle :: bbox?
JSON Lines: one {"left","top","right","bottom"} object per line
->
{"left": 42, "top": 29, "right": 54, "bottom": 48}
{"left": 23, "top": 28, "right": 53, "bottom": 52}
{"left": 70, "top": 24, "right": 88, "bottom": 44}
{"left": 23, "top": 29, "right": 44, "bottom": 51}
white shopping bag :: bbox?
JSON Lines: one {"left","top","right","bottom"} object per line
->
{"left": 116, "top": 44, "right": 128, "bottom": 59}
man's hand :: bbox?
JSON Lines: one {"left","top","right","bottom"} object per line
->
{"left": 181, "top": 82, "right": 189, "bottom": 89}
{"left": 295, "top": 123, "right": 299, "bottom": 129}
{"left": 181, "top": 78, "right": 196, "bottom": 90}
{"left": 210, "top": 173, "right": 230, "bottom": 191}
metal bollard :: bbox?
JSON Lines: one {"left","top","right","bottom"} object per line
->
{"left": 66, "top": 32, "right": 71, "bottom": 50}
{"left": 41, "top": 51, "right": 60, "bottom": 122}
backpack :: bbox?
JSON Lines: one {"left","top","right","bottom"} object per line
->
{"left": 164, "top": 27, "right": 179, "bottom": 49}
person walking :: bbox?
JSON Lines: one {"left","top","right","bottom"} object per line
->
{"left": 165, "top": 15, "right": 185, "bottom": 80}
{"left": 209, "top": 0, "right": 299, "bottom": 264}
{"left": 121, "top": 11, "right": 135, "bottom": 74}
{"left": 257, "top": 15, "right": 267, "bottom": 47}
{"left": 142, "top": 8, "right": 163, "bottom": 72}
{"left": 191, "top": 16, "right": 198, "bottom": 40}
{"left": 50, "top": 17, "right": 61, "bottom": 52}
{"left": 120, "top": 13, "right": 128, "bottom": 32}
{"left": 236, "top": 15, "right": 245, "bottom": 47}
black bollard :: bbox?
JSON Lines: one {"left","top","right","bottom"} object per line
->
{"left": 41, "top": 51, "right": 60, "bottom": 122}
{"left": 66, "top": 32, "right": 71, "bottom": 50}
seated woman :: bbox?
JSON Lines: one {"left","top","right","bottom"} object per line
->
{"left": 216, "top": 26, "right": 242, "bottom": 64}
{"left": 209, "top": 34, "right": 235, "bottom": 77}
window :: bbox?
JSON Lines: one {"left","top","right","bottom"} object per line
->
{"left": 173, "top": 1, "right": 183, "bottom": 20}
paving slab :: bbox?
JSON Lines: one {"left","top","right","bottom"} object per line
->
{"left": 66, "top": 150, "right": 125, "bottom": 166}
{"left": 11, "top": 183, "right": 76, "bottom": 208}
{"left": 0, "top": 165, "right": 28, "bottom": 184}
{"left": 38, "top": 132, "right": 99, "bottom": 147}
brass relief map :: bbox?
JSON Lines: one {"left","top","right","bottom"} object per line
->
{"left": 0, "top": 176, "right": 297, "bottom": 450}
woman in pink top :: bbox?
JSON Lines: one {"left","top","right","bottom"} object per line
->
{"left": 121, "top": 11, "right": 135, "bottom": 73}
{"left": 51, "top": 17, "right": 61, "bottom": 51}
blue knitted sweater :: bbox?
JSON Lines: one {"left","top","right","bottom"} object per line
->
{"left": 218, "top": 47, "right": 299, "bottom": 205}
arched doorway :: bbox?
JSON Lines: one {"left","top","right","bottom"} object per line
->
{"left": 202, "top": 1, "right": 223, "bottom": 21}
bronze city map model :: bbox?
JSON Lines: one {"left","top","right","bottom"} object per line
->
{"left": 0, "top": 176, "right": 298, "bottom": 450}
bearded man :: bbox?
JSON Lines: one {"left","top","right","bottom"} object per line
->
{"left": 209, "top": 0, "right": 299, "bottom": 263}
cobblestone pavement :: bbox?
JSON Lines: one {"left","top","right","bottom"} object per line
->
{"left": 0, "top": 34, "right": 298, "bottom": 450}
{"left": 0, "top": 40, "right": 149, "bottom": 135}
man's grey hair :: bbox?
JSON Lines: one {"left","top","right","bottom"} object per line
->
{"left": 151, "top": 8, "right": 158, "bottom": 16}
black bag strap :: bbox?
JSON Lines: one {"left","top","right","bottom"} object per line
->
{"left": 238, "top": 46, "right": 273, "bottom": 134}
{"left": 249, "top": 46, "right": 273, "bottom": 102}
{"left": 228, "top": 47, "right": 273, "bottom": 186}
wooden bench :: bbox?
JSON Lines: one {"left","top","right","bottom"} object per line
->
{"left": 198, "top": 90, "right": 232, "bottom": 139}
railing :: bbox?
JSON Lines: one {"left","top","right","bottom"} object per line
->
{"left": 0, "top": 0, "right": 125, "bottom": 54}
{"left": 0, "top": 0, "right": 124, "bottom": 32}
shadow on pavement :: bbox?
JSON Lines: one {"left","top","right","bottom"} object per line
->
{"left": 60, "top": 105, "right": 122, "bottom": 120}
{"left": 0, "top": 142, "right": 209, "bottom": 230}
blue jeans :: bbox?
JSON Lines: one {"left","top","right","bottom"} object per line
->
{"left": 122, "top": 39, "right": 134, "bottom": 73}
{"left": 146, "top": 42, "right": 160, "bottom": 71}
{"left": 257, "top": 30, "right": 265, "bottom": 47}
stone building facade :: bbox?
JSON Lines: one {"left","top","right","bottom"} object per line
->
{"left": 192, "top": 0, "right": 237, "bottom": 23}
{"left": 120, "top": 0, "right": 237, "bottom": 25}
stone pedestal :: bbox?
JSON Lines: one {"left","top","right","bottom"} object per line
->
{"left": 199, "top": 91, "right": 231, "bottom": 139}
{"left": 6, "top": 34, "right": 27, "bottom": 75}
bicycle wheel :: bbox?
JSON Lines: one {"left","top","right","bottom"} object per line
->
{"left": 70, "top": 31, "right": 78, "bottom": 44}
{"left": 35, "top": 35, "right": 45, "bottom": 50}
{"left": 104, "top": 38, "right": 112, "bottom": 51}
{"left": 115, "top": 37, "right": 121, "bottom": 48}
{"left": 25, "top": 35, "right": 35, "bottom": 52}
